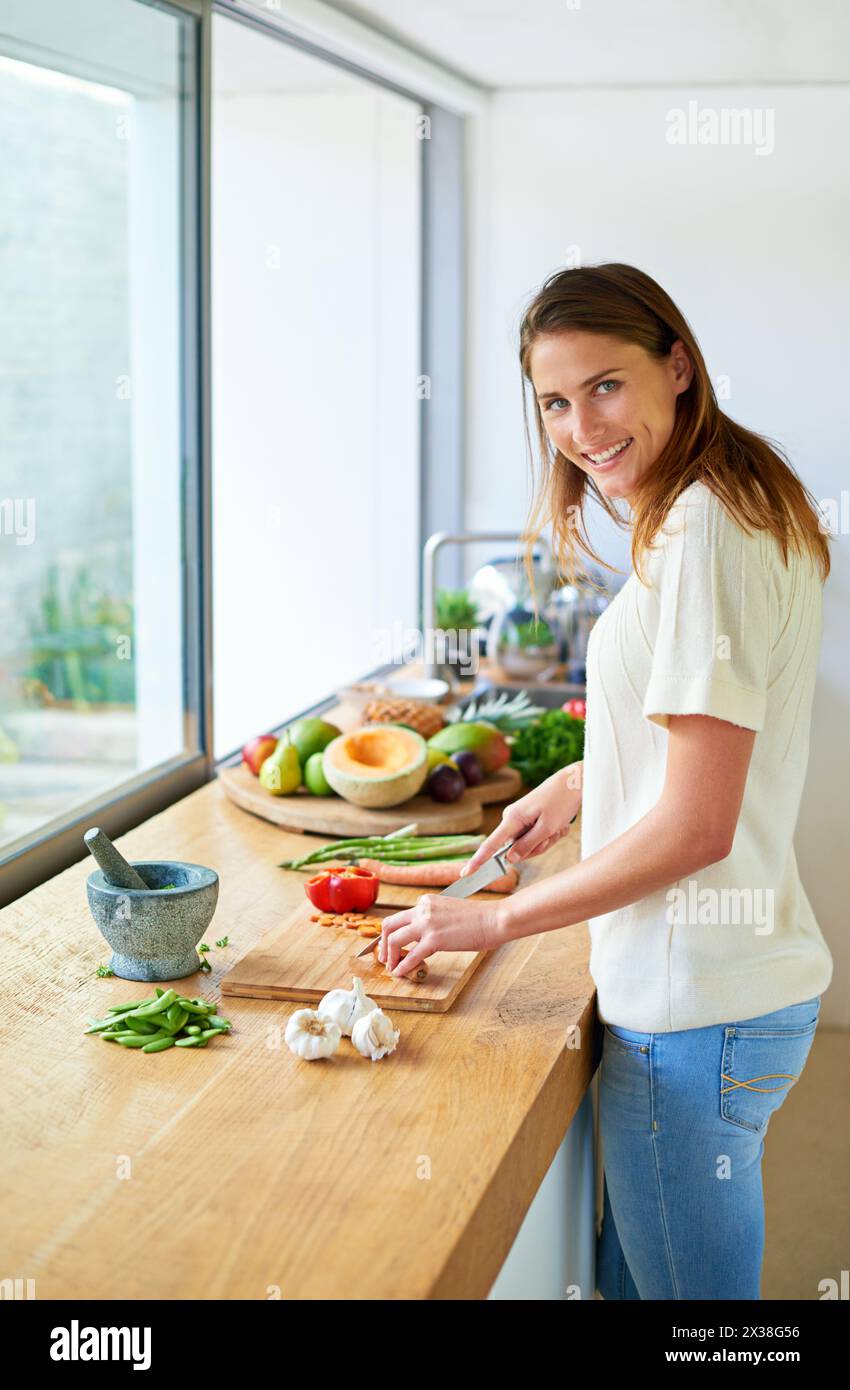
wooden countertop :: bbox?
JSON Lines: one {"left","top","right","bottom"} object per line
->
{"left": 0, "top": 675, "right": 598, "bottom": 1300}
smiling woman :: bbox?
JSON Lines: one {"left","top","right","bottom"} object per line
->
{"left": 514, "top": 261, "right": 834, "bottom": 1300}
{"left": 382, "top": 261, "right": 835, "bottom": 1301}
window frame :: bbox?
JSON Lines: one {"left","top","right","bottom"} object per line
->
{"left": 0, "top": 0, "right": 468, "bottom": 908}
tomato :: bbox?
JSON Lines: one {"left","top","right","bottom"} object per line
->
{"left": 562, "top": 698, "right": 586, "bottom": 719}
{"left": 304, "top": 866, "right": 379, "bottom": 913}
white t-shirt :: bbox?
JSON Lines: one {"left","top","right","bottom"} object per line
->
{"left": 580, "top": 479, "right": 833, "bottom": 1032}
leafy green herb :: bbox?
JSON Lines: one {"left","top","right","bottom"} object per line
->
{"left": 215, "top": 936, "right": 230, "bottom": 948}
{"left": 509, "top": 709, "right": 585, "bottom": 788}
{"left": 198, "top": 954, "right": 212, "bottom": 973}
{"left": 95, "top": 963, "right": 115, "bottom": 978}
{"left": 198, "top": 943, "right": 210, "bottom": 954}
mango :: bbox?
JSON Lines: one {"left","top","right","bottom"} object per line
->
{"left": 426, "top": 721, "right": 510, "bottom": 775}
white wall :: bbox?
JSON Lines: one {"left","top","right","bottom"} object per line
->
{"left": 466, "top": 85, "right": 850, "bottom": 1026}
{"left": 212, "top": 19, "right": 422, "bottom": 758}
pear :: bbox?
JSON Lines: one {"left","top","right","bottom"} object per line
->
{"left": 259, "top": 732, "right": 302, "bottom": 795}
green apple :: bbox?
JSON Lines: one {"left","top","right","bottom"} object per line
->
{"left": 304, "top": 751, "right": 334, "bottom": 796}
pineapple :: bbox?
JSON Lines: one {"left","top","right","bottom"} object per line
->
{"left": 362, "top": 698, "right": 446, "bottom": 739}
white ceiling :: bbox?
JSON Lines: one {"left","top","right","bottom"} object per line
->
{"left": 324, "top": 0, "right": 850, "bottom": 87}
{"left": 214, "top": 12, "right": 367, "bottom": 95}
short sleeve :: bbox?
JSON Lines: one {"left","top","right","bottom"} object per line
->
{"left": 642, "top": 486, "right": 771, "bottom": 732}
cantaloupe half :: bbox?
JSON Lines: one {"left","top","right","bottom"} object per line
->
{"left": 322, "top": 723, "right": 429, "bottom": 808}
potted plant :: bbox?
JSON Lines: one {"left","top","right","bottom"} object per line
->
{"left": 434, "top": 588, "right": 484, "bottom": 676}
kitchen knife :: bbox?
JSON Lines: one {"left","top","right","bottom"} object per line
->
{"left": 353, "top": 834, "right": 520, "bottom": 959}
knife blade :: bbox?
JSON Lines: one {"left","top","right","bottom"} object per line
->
{"left": 353, "top": 835, "right": 520, "bottom": 959}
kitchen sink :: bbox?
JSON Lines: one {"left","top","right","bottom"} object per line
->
{"left": 458, "top": 679, "right": 585, "bottom": 713}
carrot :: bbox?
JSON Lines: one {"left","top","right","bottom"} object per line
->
{"left": 355, "top": 858, "right": 519, "bottom": 893}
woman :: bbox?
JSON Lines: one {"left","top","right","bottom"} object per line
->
{"left": 378, "top": 262, "right": 834, "bottom": 1300}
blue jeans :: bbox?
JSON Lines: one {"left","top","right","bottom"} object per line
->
{"left": 595, "top": 995, "right": 821, "bottom": 1300}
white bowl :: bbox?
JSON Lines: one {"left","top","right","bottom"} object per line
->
{"left": 334, "top": 681, "right": 394, "bottom": 713}
{"left": 384, "top": 676, "right": 450, "bottom": 704}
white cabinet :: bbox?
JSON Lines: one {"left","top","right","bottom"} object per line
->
{"left": 488, "top": 1086, "right": 597, "bottom": 1300}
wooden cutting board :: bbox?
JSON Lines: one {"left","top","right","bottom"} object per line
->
{"left": 217, "top": 762, "right": 522, "bottom": 836}
{"left": 221, "top": 898, "right": 485, "bottom": 1013}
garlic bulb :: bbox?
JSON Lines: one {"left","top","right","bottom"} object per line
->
{"left": 284, "top": 1008, "right": 341, "bottom": 1060}
{"left": 351, "top": 1007, "right": 400, "bottom": 1061}
{"left": 318, "top": 976, "right": 377, "bottom": 1038}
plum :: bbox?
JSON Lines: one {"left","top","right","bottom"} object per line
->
{"left": 453, "top": 750, "right": 484, "bottom": 787}
{"left": 426, "top": 763, "right": 466, "bottom": 803}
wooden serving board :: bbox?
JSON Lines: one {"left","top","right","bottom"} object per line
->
{"left": 221, "top": 899, "right": 485, "bottom": 1014}
{"left": 217, "top": 762, "right": 522, "bottom": 836}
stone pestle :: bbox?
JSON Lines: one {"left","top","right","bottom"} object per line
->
{"left": 83, "top": 827, "right": 151, "bottom": 892}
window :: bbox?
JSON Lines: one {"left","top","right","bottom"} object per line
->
{"left": 0, "top": 0, "right": 201, "bottom": 875}
{"left": 212, "top": 12, "right": 422, "bottom": 758}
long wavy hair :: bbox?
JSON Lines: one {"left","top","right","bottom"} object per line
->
{"left": 517, "top": 262, "right": 831, "bottom": 611}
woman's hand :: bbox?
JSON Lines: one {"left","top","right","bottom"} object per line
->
{"left": 378, "top": 895, "right": 502, "bottom": 978}
{"left": 458, "top": 760, "right": 583, "bottom": 879}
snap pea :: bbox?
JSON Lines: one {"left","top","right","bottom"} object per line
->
{"left": 131, "top": 988, "right": 179, "bottom": 1018}
{"left": 85, "top": 1016, "right": 127, "bottom": 1034}
{"left": 107, "top": 998, "right": 156, "bottom": 1014}
{"left": 123, "top": 1016, "right": 161, "bottom": 1035}
{"left": 86, "top": 992, "right": 228, "bottom": 1054}
{"left": 176, "top": 998, "right": 215, "bottom": 1016}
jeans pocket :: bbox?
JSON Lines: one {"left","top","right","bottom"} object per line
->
{"left": 604, "top": 1023, "right": 650, "bottom": 1056}
{"left": 720, "top": 1020, "right": 818, "bottom": 1134}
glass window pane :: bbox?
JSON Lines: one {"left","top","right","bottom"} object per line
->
{"left": 0, "top": 0, "right": 197, "bottom": 857}
{"left": 212, "top": 14, "right": 422, "bottom": 758}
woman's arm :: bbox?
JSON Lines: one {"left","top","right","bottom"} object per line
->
{"left": 492, "top": 714, "right": 757, "bottom": 944}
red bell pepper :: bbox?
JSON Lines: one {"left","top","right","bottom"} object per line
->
{"left": 305, "top": 865, "right": 379, "bottom": 913}
{"left": 305, "top": 870, "right": 334, "bottom": 911}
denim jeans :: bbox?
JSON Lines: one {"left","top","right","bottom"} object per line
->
{"left": 595, "top": 995, "right": 821, "bottom": 1300}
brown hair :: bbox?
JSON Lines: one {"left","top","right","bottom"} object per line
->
{"left": 517, "top": 262, "right": 831, "bottom": 613}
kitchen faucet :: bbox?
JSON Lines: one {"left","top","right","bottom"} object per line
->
{"left": 421, "top": 530, "right": 554, "bottom": 681}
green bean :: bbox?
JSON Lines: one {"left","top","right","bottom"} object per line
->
{"left": 198, "top": 1028, "right": 228, "bottom": 1040}
{"left": 206, "top": 1016, "right": 231, "bottom": 1030}
{"left": 142, "top": 1037, "right": 176, "bottom": 1053}
{"left": 185, "top": 1025, "right": 202, "bottom": 1035}
{"left": 116, "top": 1035, "right": 151, "bottom": 1048}
{"left": 165, "top": 1004, "right": 189, "bottom": 1032}
{"left": 174, "top": 1036, "right": 208, "bottom": 1047}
